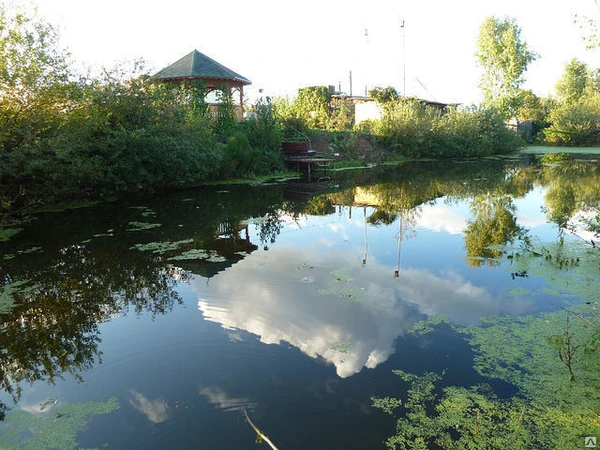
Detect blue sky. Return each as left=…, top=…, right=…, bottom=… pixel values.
left=35, top=0, right=599, bottom=104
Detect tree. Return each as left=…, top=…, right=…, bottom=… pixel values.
left=575, top=0, right=600, bottom=49
left=369, top=86, right=400, bottom=104
left=475, top=16, right=538, bottom=118
left=515, top=89, right=549, bottom=122
left=555, top=58, right=590, bottom=105
left=0, top=3, right=75, bottom=151
left=293, top=86, right=331, bottom=129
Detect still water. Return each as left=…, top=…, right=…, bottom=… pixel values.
left=1, top=151, right=599, bottom=449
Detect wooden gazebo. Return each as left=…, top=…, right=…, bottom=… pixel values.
left=153, top=49, right=251, bottom=121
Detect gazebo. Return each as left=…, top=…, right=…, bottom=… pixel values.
left=153, top=49, right=251, bottom=121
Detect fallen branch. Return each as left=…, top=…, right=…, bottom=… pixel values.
left=243, top=409, right=280, bottom=450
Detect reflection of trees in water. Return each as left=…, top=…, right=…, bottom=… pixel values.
left=464, top=193, right=523, bottom=267
left=538, top=155, right=600, bottom=238
left=257, top=210, right=284, bottom=250
left=0, top=243, right=187, bottom=416
left=366, top=209, right=397, bottom=226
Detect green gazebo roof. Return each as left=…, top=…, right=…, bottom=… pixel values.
left=153, top=49, right=251, bottom=85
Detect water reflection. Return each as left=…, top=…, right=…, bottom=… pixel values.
left=128, top=390, right=170, bottom=423
left=464, top=193, right=523, bottom=267
left=1, top=152, right=600, bottom=445
left=199, top=385, right=256, bottom=413
left=193, top=242, right=531, bottom=378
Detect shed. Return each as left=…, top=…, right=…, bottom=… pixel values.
left=153, top=49, right=251, bottom=121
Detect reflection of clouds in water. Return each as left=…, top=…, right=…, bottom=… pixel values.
left=128, top=390, right=169, bottom=423
left=414, top=204, right=467, bottom=234
left=192, top=246, right=532, bottom=378
left=198, top=385, right=256, bottom=413
left=565, top=210, right=598, bottom=242
left=19, top=397, right=58, bottom=414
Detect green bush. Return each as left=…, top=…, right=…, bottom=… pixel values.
left=369, top=100, right=522, bottom=158
left=544, top=94, right=600, bottom=146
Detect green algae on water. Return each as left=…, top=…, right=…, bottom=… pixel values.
left=0, top=280, right=39, bottom=314
left=330, top=268, right=353, bottom=282
left=0, top=228, right=22, bottom=242
left=130, top=239, right=194, bottom=254
left=330, top=342, right=352, bottom=353
left=339, top=286, right=365, bottom=302
left=0, top=397, right=119, bottom=450
left=168, top=249, right=228, bottom=263
left=126, top=221, right=162, bottom=231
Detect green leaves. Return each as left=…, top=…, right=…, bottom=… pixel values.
left=476, top=16, right=538, bottom=119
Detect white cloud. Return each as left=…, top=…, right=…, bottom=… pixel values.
left=128, top=390, right=169, bottom=423
left=190, top=245, right=531, bottom=378
left=414, top=204, right=467, bottom=234
left=198, top=385, right=256, bottom=413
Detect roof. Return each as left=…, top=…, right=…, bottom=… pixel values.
left=153, top=49, right=251, bottom=85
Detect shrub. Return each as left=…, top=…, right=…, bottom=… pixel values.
left=369, top=100, right=522, bottom=158
left=544, top=94, right=600, bottom=146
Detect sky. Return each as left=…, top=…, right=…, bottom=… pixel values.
left=31, top=0, right=600, bottom=105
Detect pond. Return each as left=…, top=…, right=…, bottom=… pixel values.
left=1, top=150, right=599, bottom=449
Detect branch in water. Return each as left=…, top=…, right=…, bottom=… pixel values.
left=243, top=409, right=280, bottom=450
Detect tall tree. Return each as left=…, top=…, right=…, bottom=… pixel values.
left=475, top=16, right=538, bottom=118
left=555, top=58, right=590, bottom=104
left=0, top=3, right=74, bottom=151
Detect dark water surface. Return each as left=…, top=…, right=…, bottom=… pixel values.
left=1, top=152, right=598, bottom=449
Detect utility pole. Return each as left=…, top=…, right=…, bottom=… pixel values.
left=400, top=19, right=406, bottom=97
left=364, top=28, right=369, bottom=96
left=349, top=70, right=353, bottom=97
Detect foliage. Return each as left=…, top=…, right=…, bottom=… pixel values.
left=213, top=87, right=238, bottom=140
left=294, top=86, right=331, bottom=129
left=514, top=89, right=550, bottom=123
left=544, top=92, right=600, bottom=145
left=464, top=193, right=523, bottom=267
left=0, top=2, right=75, bottom=152
left=555, top=58, right=591, bottom=105
left=0, top=5, right=288, bottom=222
left=369, top=99, right=522, bottom=158
left=242, top=96, right=282, bottom=152
left=328, top=96, right=354, bottom=131
left=542, top=59, right=600, bottom=146
left=475, top=16, right=538, bottom=118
